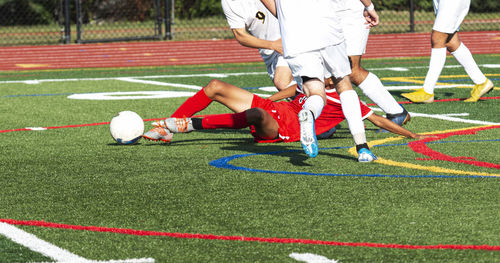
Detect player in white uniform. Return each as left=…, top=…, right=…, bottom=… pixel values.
left=401, top=0, right=494, bottom=103
left=337, top=0, right=410, bottom=128
left=221, top=0, right=293, bottom=91
left=261, top=0, right=379, bottom=162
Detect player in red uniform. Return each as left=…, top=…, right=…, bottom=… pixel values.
left=143, top=79, right=429, bottom=147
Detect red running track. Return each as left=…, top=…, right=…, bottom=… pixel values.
left=0, top=31, right=499, bottom=71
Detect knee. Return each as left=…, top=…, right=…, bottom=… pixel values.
left=273, top=78, right=288, bottom=91
left=204, top=79, right=224, bottom=98
left=349, top=67, right=369, bottom=85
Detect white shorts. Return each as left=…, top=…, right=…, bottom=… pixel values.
left=261, top=52, right=289, bottom=81
left=286, top=43, right=351, bottom=90
left=433, top=0, right=470, bottom=34
left=337, top=7, right=370, bottom=56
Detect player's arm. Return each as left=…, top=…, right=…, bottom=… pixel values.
left=231, top=28, right=283, bottom=55
left=366, top=113, right=431, bottom=139
left=359, top=0, right=379, bottom=27
left=267, top=84, right=297, bottom=101
left=260, top=0, right=277, bottom=17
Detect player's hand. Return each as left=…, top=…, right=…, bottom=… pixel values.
left=414, top=134, right=439, bottom=140
left=271, top=39, right=283, bottom=55
left=363, top=9, right=379, bottom=28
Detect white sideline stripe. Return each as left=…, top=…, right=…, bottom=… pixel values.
left=290, top=253, right=339, bottom=263
left=68, top=91, right=197, bottom=100
left=115, top=78, right=273, bottom=98
left=384, top=84, right=473, bottom=91
left=408, top=112, right=500, bottom=125
left=481, top=64, right=500, bottom=68
left=0, top=64, right=497, bottom=85
left=26, top=127, right=48, bottom=131
left=371, top=108, right=500, bottom=125
left=32, top=260, right=155, bottom=263
left=0, top=222, right=88, bottom=262
left=369, top=64, right=463, bottom=71
left=0, top=222, right=155, bottom=263
left=0, top=72, right=267, bottom=84
left=116, top=77, right=202, bottom=90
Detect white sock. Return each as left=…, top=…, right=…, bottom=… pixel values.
left=451, top=43, right=487, bottom=85
left=339, top=90, right=366, bottom=145
left=358, top=72, right=403, bottom=115
left=423, top=48, right=447, bottom=94
left=303, top=95, right=324, bottom=120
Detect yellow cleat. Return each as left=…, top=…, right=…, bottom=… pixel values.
left=464, top=78, right=494, bottom=102
left=401, top=88, right=434, bottom=103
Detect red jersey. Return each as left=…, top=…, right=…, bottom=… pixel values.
left=250, top=90, right=373, bottom=143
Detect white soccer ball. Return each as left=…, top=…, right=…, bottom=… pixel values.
left=109, top=111, right=144, bottom=145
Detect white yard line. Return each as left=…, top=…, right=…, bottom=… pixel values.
left=0, top=72, right=267, bottom=84
left=290, top=253, right=339, bottom=263
left=116, top=77, right=271, bottom=97
left=0, top=222, right=155, bottom=263
left=371, top=108, right=500, bottom=125
left=0, top=64, right=497, bottom=85
left=116, top=77, right=202, bottom=90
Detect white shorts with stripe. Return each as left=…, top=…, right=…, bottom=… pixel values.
left=433, top=0, right=470, bottom=34
left=337, top=2, right=370, bottom=56
left=261, top=52, right=289, bottom=81
left=285, top=42, right=351, bottom=91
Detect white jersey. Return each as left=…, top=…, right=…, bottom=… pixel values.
left=221, top=0, right=281, bottom=56
left=276, top=0, right=344, bottom=57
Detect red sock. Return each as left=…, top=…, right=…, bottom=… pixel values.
left=201, top=112, right=249, bottom=129
left=170, top=88, right=212, bottom=118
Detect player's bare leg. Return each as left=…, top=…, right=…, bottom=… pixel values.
left=443, top=33, right=494, bottom=102
left=349, top=55, right=409, bottom=127
left=203, top=79, right=255, bottom=113
left=348, top=55, right=369, bottom=85
left=273, top=66, right=294, bottom=91
left=147, top=79, right=256, bottom=141
left=401, top=30, right=453, bottom=103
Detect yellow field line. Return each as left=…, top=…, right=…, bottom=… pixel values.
left=348, top=126, right=500, bottom=177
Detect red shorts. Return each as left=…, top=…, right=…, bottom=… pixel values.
left=249, top=93, right=373, bottom=143
left=250, top=95, right=301, bottom=143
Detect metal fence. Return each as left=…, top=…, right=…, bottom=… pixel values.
left=0, top=0, right=499, bottom=46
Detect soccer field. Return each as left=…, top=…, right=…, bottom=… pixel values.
left=0, top=54, right=499, bottom=262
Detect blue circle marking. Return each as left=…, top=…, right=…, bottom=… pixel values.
left=209, top=140, right=500, bottom=179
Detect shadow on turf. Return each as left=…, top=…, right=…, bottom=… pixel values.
left=137, top=129, right=359, bottom=165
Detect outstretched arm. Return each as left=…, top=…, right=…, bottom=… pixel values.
left=267, top=84, right=297, bottom=101
left=366, top=113, right=431, bottom=139
left=260, top=0, right=277, bottom=17
left=231, top=28, right=283, bottom=55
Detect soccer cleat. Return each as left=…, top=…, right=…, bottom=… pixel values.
left=378, top=106, right=412, bottom=133
left=386, top=107, right=411, bottom=126
left=401, top=88, right=434, bottom=103
left=142, top=127, right=173, bottom=142
left=298, top=109, right=319, bottom=158
left=153, top=117, right=194, bottom=133
left=317, top=126, right=337, bottom=140
left=357, top=148, right=377, bottom=163
left=464, top=78, right=494, bottom=102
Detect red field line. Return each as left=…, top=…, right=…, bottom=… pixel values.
left=2, top=219, right=499, bottom=251
left=1, top=97, right=498, bottom=134
left=0, top=31, right=499, bottom=71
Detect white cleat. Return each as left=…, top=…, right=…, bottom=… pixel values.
left=298, top=109, right=318, bottom=158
